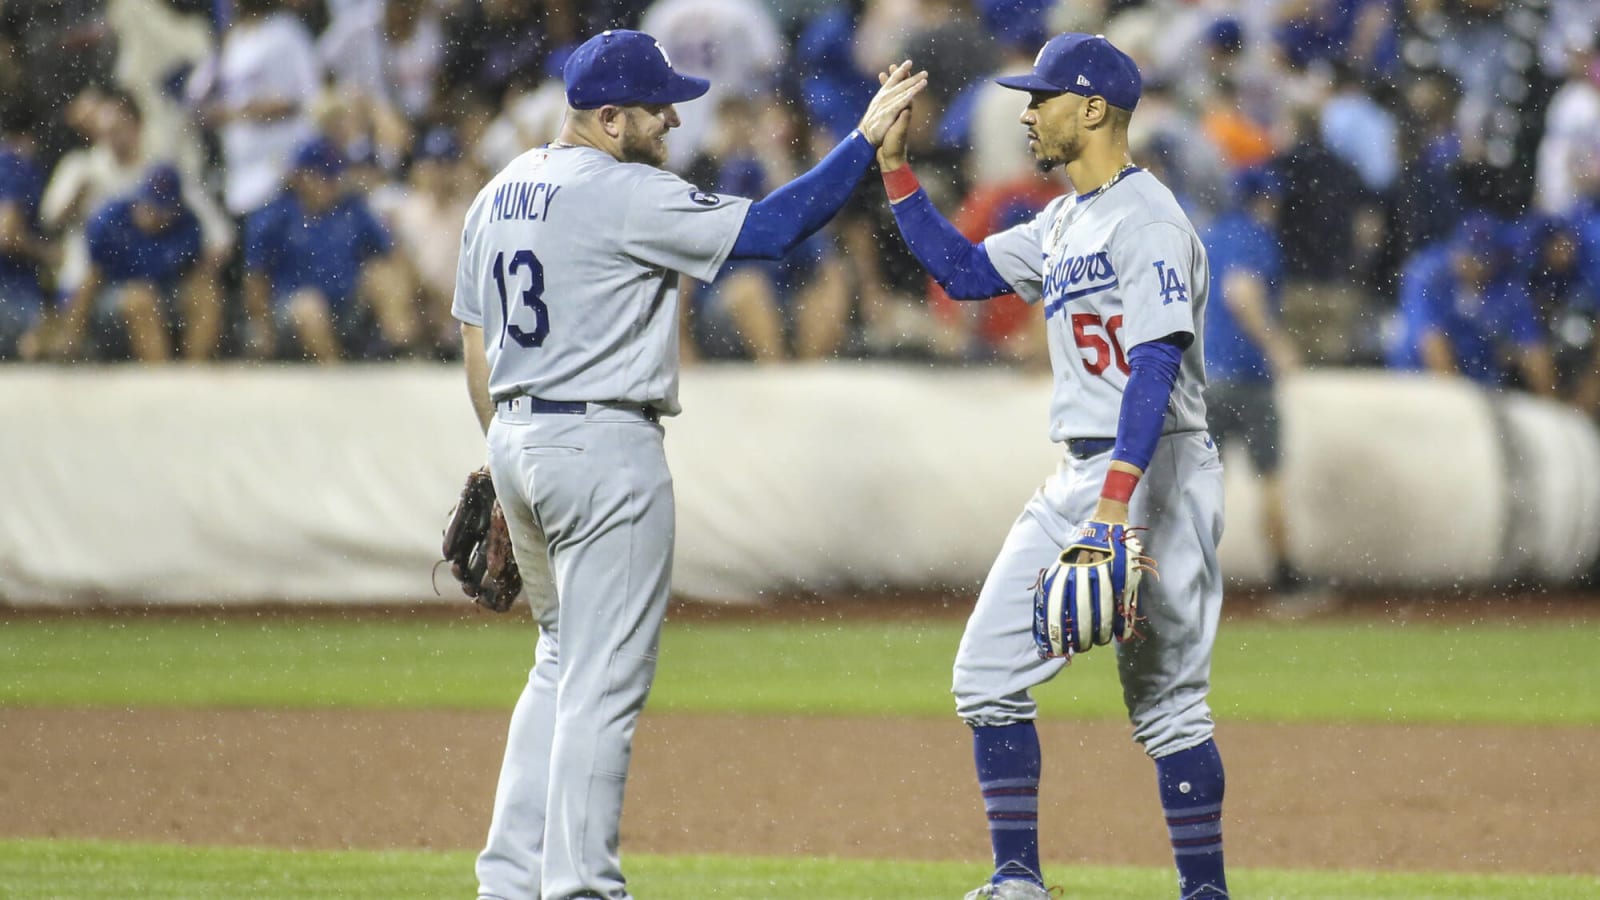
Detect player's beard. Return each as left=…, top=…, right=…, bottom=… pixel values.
left=619, top=120, right=669, bottom=167
left=1032, top=123, right=1082, bottom=173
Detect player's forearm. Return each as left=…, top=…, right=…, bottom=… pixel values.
left=461, top=324, right=493, bottom=434
left=727, top=130, right=875, bottom=260
left=1091, top=460, right=1142, bottom=524
left=882, top=170, right=1010, bottom=299
left=1096, top=338, right=1184, bottom=521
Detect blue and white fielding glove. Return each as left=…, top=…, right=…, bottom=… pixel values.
left=1032, top=521, right=1153, bottom=660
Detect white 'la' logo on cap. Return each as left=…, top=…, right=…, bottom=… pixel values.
left=655, top=40, right=672, bottom=67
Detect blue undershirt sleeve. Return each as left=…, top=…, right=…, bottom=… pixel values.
left=729, top=130, right=876, bottom=260
left=1111, top=336, right=1187, bottom=471
left=888, top=187, right=1012, bottom=299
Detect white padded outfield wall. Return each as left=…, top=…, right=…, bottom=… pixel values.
left=0, top=364, right=1596, bottom=606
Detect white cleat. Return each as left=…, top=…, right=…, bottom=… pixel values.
left=963, top=880, right=1057, bottom=900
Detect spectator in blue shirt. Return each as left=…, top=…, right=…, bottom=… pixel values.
left=51, top=164, right=219, bottom=362
left=1387, top=213, right=1557, bottom=395
left=0, top=100, right=51, bottom=360
left=1202, top=166, right=1307, bottom=594
left=243, top=135, right=416, bottom=362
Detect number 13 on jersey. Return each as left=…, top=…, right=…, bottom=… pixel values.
left=491, top=249, right=549, bottom=348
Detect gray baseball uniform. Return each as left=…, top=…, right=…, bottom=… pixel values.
left=453, top=142, right=749, bottom=900
left=956, top=167, right=1224, bottom=758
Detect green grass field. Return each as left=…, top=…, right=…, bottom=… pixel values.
left=2, top=839, right=1597, bottom=900
left=3, top=612, right=1600, bottom=898
left=3, top=615, right=1597, bottom=723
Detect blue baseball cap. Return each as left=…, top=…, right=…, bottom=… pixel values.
left=292, top=136, right=344, bottom=175
left=1209, top=18, right=1244, bottom=53
left=563, top=29, right=710, bottom=110
left=137, top=163, right=183, bottom=211
left=995, top=33, right=1143, bottom=110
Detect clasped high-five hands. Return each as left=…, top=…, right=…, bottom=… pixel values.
left=856, top=60, right=928, bottom=149
left=872, top=64, right=921, bottom=171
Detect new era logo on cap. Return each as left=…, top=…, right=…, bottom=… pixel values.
left=996, top=32, right=1142, bottom=110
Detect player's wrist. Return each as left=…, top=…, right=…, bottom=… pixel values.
left=1100, top=468, right=1139, bottom=506
left=881, top=164, right=920, bottom=204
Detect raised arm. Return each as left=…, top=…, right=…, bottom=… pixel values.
left=873, top=84, right=1012, bottom=300
left=728, top=61, right=928, bottom=260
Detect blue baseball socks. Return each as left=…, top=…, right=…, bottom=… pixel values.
left=972, top=721, right=1043, bottom=885
left=1155, top=738, right=1228, bottom=898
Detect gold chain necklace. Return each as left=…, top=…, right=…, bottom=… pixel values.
left=1081, top=162, right=1138, bottom=200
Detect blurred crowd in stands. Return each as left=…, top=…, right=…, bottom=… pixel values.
left=1, top=0, right=1599, bottom=412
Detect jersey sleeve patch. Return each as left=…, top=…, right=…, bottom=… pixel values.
left=1115, top=221, right=1201, bottom=349
left=622, top=170, right=751, bottom=282
left=1150, top=259, right=1191, bottom=306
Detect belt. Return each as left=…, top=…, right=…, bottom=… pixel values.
left=495, top=395, right=660, bottom=423
left=497, top=395, right=586, bottom=415
left=1066, top=437, right=1116, bottom=460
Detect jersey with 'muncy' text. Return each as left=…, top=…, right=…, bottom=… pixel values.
left=452, top=143, right=751, bottom=415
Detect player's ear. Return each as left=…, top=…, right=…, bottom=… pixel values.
left=597, top=105, right=628, bottom=138
left=1082, top=96, right=1108, bottom=127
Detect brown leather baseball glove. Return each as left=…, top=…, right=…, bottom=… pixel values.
left=441, top=468, right=522, bottom=612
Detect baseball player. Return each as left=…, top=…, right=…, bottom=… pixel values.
left=875, top=34, right=1229, bottom=900
left=452, top=29, right=926, bottom=900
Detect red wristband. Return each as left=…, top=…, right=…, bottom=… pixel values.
left=881, top=165, right=921, bottom=203
left=1101, top=469, right=1139, bottom=504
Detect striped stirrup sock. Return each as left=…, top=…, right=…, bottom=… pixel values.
left=1156, top=738, right=1228, bottom=898
left=973, top=722, right=1043, bottom=886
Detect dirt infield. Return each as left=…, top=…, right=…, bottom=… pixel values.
left=3, top=708, right=1597, bottom=876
